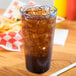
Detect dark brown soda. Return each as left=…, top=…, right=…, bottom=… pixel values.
left=26, top=50, right=52, bottom=73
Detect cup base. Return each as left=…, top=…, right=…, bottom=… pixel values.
left=26, top=66, right=50, bottom=74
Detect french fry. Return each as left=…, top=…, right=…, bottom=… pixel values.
left=0, top=16, right=21, bottom=33
left=0, top=15, right=16, bottom=23
left=9, top=21, right=21, bottom=27
left=7, top=26, right=21, bottom=32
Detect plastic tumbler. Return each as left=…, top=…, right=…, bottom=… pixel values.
left=20, top=5, right=57, bottom=74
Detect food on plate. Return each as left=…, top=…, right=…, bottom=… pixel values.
left=0, top=15, right=21, bottom=33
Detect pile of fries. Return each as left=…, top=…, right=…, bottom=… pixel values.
left=0, top=16, right=21, bottom=33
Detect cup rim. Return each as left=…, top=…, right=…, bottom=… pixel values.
left=20, top=4, right=57, bottom=17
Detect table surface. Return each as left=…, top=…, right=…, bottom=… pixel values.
left=0, top=9, right=76, bottom=76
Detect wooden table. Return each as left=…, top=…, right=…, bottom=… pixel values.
left=0, top=9, right=76, bottom=76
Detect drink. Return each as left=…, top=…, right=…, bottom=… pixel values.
left=20, top=5, right=57, bottom=74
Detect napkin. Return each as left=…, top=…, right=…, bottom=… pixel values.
left=54, top=29, right=69, bottom=45
left=3, top=0, right=25, bottom=18
left=0, top=31, right=23, bottom=51
left=1, top=0, right=67, bottom=51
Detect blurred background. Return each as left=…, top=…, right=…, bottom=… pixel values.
left=0, top=0, right=54, bottom=9
left=0, top=0, right=76, bottom=20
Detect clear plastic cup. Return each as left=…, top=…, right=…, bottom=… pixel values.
left=20, top=4, right=57, bottom=74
